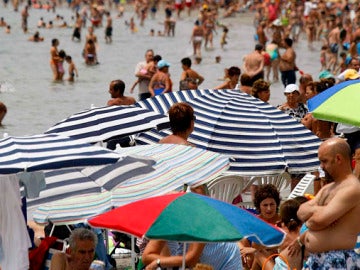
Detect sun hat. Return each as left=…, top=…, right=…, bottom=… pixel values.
left=272, top=18, right=282, bottom=27
left=318, top=70, right=334, bottom=79
left=157, top=60, right=170, bottom=69
left=284, top=84, right=299, bottom=94
left=344, top=69, right=360, bottom=80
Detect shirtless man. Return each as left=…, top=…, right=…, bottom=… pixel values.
left=104, top=11, right=112, bottom=43
left=51, top=228, right=97, bottom=270
left=72, top=12, right=82, bottom=41
left=179, top=57, right=204, bottom=90
left=21, top=5, right=29, bottom=33
left=327, top=22, right=342, bottom=73
left=256, top=21, right=267, bottom=47
left=279, top=38, right=296, bottom=87
left=243, top=44, right=265, bottom=86
left=135, top=49, right=155, bottom=100
left=297, top=137, right=360, bottom=269
left=107, top=80, right=136, bottom=106
left=159, top=102, right=195, bottom=145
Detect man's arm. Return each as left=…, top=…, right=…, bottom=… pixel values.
left=302, top=184, right=360, bottom=231
left=143, top=241, right=204, bottom=269
left=297, top=188, right=323, bottom=222
left=252, top=57, right=264, bottom=76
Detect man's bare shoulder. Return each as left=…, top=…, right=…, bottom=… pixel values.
left=340, top=175, right=360, bottom=193
left=159, top=135, right=189, bottom=145
left=51, top=252, right=68, bottom=270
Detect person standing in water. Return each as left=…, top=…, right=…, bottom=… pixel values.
left=50, top=38, right=61, bottom=81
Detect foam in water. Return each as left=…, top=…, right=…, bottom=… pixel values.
left=0, top=81, right=16, bottom=93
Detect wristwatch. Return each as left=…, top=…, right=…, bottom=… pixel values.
left=156, top=258, right=161, bottom=268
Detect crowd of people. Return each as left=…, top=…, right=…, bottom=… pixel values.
left=2, top=0, right=360, bottom=268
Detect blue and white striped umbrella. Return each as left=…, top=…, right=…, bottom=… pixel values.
left=0, top=133, right=121, bottom=174
left=135, top=90, right=321, bottom=176
left=45, top=105, right=169, bottom=144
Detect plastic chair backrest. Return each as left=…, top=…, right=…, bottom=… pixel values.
left=288, top=174, right=315, bottom=199
left=207, top=175, right=246, bottom=204
left=253, top=172, right=291, bottom=192
left=44, top=239, right=67, bottom=270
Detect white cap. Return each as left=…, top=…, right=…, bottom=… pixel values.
left=284, top=84, right=299, bottom=94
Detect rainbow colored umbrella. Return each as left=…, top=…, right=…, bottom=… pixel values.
left=308, top=79, right=360, bottom=127
left=89, top=192, right=285, bottom=247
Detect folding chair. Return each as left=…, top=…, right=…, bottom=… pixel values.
left=288, top=173, right=316, bottom=199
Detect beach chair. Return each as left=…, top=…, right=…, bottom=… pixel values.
left=288, top=173, right=316, bottom=199
left=207, top=175, right=249, bottom=205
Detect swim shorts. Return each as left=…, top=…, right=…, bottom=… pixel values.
left=305, top=250, right=360, bottom=270
left=330, top=43, right=339, bottom=54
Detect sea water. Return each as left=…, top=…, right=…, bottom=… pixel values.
left=0, top=4, right=321, bottom=137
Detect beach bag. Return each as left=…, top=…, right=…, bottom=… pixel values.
left=179, top=71, right=190, bottom=90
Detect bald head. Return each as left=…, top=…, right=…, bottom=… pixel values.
left=318, top=137, right=353, bottom=182
left=320, top=137, right=352, bottom=162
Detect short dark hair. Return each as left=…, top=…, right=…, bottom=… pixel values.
left=284, top=38, right=293, bottom=47
left=228, top=66, right=241, bottom=77
left=168, top=102, right=194, bottom=134
left=58, top=50, right=66, bottom=58
left=51, top=38, right=58, bottom=46
left=111, top=80, right=125, bottom=95
left=255, top=44, right=264, bottom=51
left=153, top=55, right=162, bottom=62
left=240, top=73, right=252, bottom=87
left=181, top=57, right=192, bottom=67
left=254, top=184, right=281, bottom=213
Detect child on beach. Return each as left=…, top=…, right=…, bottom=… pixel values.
left=130, top=55, right=161, bottom=93
left=334, top=52, right=348, bottom=75
left=0, top=101, right=7, bottom=126
left=320, top=45, right=328, bottom=71
left=65, top=55, right=78, bottom=82
left=220, top=26, right=229, bottom=49
left=57, top=50, right=66, bottom=80
left=130, top=17, right=137, bottom=33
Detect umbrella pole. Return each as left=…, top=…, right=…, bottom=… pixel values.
left=105, top=229, right=109, bottom=253
left=131, top=235, right=136, bottom=270
left=182, top=243, right=187, bottom=270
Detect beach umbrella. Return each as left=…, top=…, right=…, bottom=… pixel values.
left=308, top=79, right=360, bottom=127
left=0, top=133, right=121, bottom=174
left=111, top=144, right=230, bottom=204
left=45, top=105, right=170, bottom=144
left=25, top=156, right=156, bottom=213
left=89, top=192, right=285, bottom=246
left=136, top=90, right=321, bottom=176
left=32, top=144, right=230, bottom=225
